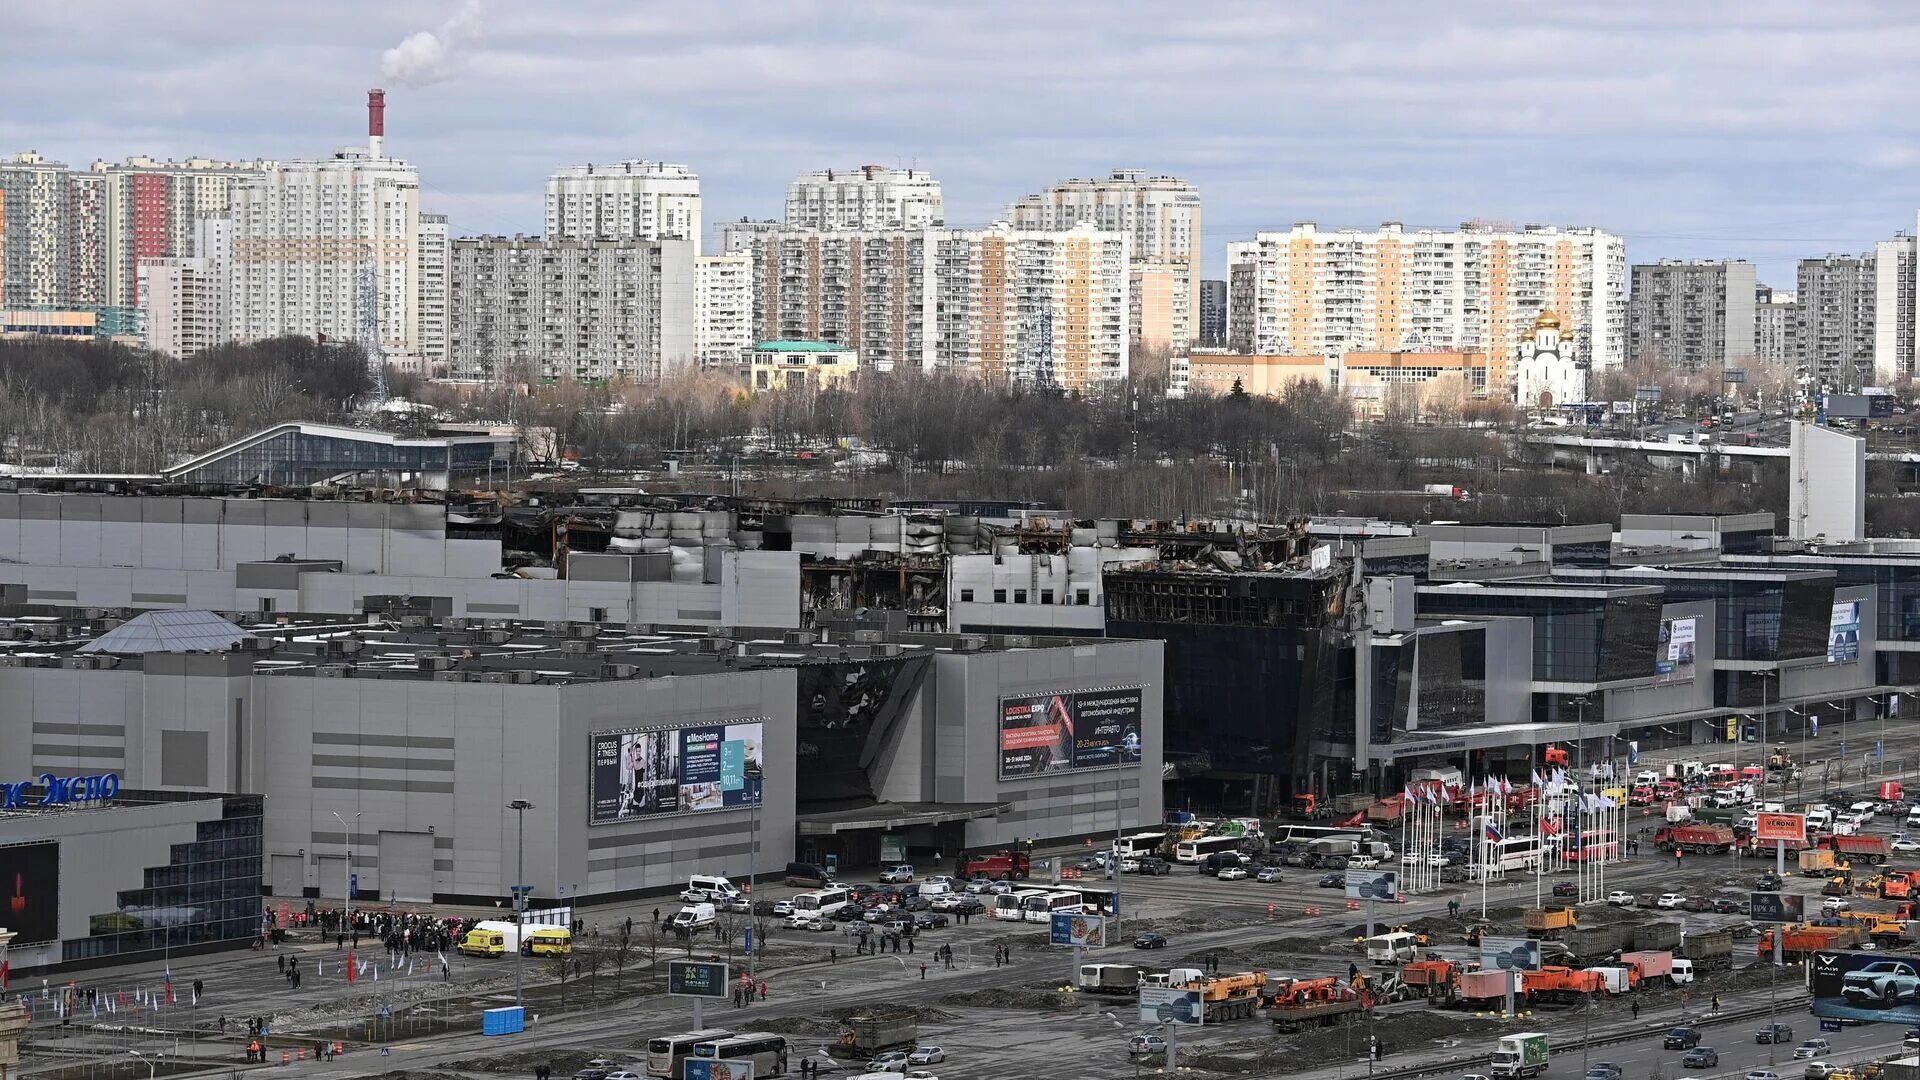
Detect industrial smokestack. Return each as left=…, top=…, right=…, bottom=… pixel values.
left=367, top=89, right=386, bottom=158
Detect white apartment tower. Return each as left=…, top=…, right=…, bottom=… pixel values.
left=227, top=91, right=423, bottom=357
left=0, top=152, right=76, bottom=308
left=545, top=161, right=701, bottom=251
left=785, top=166, right=943, bottom=230
left=138, top=217, right=231, bottom=358
left=1227, top=221, right=1628, bottom=393
left=416, top=212, right=450, bottom=372
left=1008, top=169, right=1202, bottom=352
left=695, top=254, right=753, bottom=370
left=91, top=155, right=266, bottom=308
left=1876, top=224, right=1918, bottom=381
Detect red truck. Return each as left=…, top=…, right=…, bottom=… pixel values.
left=1820, top=834, right=1890, bottom=865
left=962, top=850, right=1031, bottom=880
left=1654, top=825, right=1735, bottom=854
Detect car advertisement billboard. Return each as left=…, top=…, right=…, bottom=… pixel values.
left=1754, top=813, right=1807, bottom=844
left=1655, top=617, right=1697, bottom=682
left=1, top=840, right=59, bottom=945
left=589, top=721, right=764, bottom=824
left=1751, top=893, right=1804, bottom=924
left=1345, top=870, right=1399, bottom=902
left=1480, top=936, right=1543, bottom=972
left=997, top=687, right=1143, bottom=779
left=1139, top=987, right=1205, bottom=1026
left=1829, top=601, right=1862, bottom=663
left=1050, top=912, right=1107, bottom=948
left=666, top=960, right=731, bottom=999
left=1811, top=951, right=1920, bottom=1022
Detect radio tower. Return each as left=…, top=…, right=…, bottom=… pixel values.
left=359, top=247, right=387, bottom=403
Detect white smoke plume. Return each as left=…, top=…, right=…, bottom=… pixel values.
left=380, top=0, right=486, bottom=87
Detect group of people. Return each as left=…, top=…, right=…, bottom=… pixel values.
left=730, top=978, right=770, bottom=1007
left=311, top=906, right=466, bottom=958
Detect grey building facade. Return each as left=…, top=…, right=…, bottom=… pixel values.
left=1754, top=284, right=1797, bottom=370
left=1798, top=253, right=1877, bottom=387
left=1199, top=278, right=1227, bottom=349
left=1627, top=259, right=1756, bottom=375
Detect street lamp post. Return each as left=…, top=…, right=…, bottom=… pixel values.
left=507, top=799, right=535, bottom=1009
left=746, top=764, right=764, bottom=987
left=329, top=810, right=361, bottom=951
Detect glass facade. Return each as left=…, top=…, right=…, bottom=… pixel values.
left=1415, top=627, right=1487, bottom=730
left=171, top=429, right=504, bottom=486
left=1418, top=588, right=1662, bottom=684
left=1592, top=569, right=1833, bottom=662
left=65, top=795, right=263, bottom=962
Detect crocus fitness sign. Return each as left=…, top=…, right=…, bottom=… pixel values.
left=1, top=772, right=121, bottom=808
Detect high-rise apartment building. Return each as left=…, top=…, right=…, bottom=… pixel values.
left=1796, top=253, right=1877, bottom=388
left=1226, top=221, right=1628, bottom=394
left=544, top=161, right=700, bottom=251
left=694, top=254, right=753, bottom=370
left=735, top=223, right=1130, bottom=389
left=139, top=217, right=231, bottom=359
left=1875, top=229, right=1917, bottom=381
left=1199, top=278, right=1227, bottom=349
left=227, top=92, right=422, bottom=358
left=446, top=236, right=695, bottom=382
left=66, top=173, right=107, bottom=308
left=1754, top=284, right=1797, bottom=369
left=91, top=156, right=265, bottom=308
left=416, top=212, right=449, bottom=372
left=1009, top=170, right=1202, bottom=352
left=1628, top=259, right=1756, bottom=374
left=784, top=166, right=943, bottom=230
left=0, top=152, right=77, bottom=308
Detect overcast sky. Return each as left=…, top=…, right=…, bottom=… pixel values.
left=8, top=1, right=1919, bottom=283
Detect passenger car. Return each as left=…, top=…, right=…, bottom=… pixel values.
left=1757, top=873, right=1785, bottom=890
left=1683, top=1048, right=1720, bottom=1069
left=1793, top=1039, right=1831, bottom=1060
left=1319, top=873, right=1346, bottom=888
left=1129, top=1033, right=1169, bottom=1055
left=1656, top=893, right=1688, bottom=909
left=908, top=1047, right=946, bottom=1065
left=1257, top=867, right=1284, bottom=883
left=1749, top=1071, right=1782, bottom=1080
left=1756, top=1024, right=1794, bottom=1044
left=879, top=864, right=915, bottom=884
left=1841, top=959, right=1920, bottom=1007
left=871, top=1050, right=912, bottom=1071
left=1607, top=890, right=1635, bottom=906
left=1134, top=932, right=1168, bottom=949
left=1715, top=898, right=1749, bottom=914
left=914, top=913, right=950, bottom=930
left=1552, top=882, right=1579, bottom=898
left=1664, top=1028, right=1701, bottom=1050
left=1217, top=866, right=1249, bottom=880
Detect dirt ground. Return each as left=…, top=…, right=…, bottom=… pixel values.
left=1179, top=1008, right=1510, bottom=1075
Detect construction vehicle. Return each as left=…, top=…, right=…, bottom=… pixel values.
left=1399, top=959, right=1460, bottom=1004
left=1620, top=950, right=1676, bottom=986
left=1677, top=929, right=1734, bottom=972
left=1755, top=924, right=1863, bottom=961
left=1077, top=963, right=1143, bottom=994
left=1800, top=849, right=1840, bottom=876
left=1170, top=969, right=1267, bottom=1022
left=1349, top=970, right=1407, bottom=1004
left=1459, top=970, right=1520, bottom=1009
left=1521, top=966, right=1603, bottom=1003
left=1824, top=873, right=1855, bottom=896
left=837, top=1009, right=920, bottom=1059
left=1491, top=1033, right=1552, bottom=1079
left=1823, top=835, right=1891, bottom=865
left=1544, top=747, right=1569, bottom=768
left=1769, top=745, right=1796, bottom=770
left=962, top=850, right=1030, bottom=880
left=1263, top=976, right=1365, bottom=1031
left=1654, top=824, right=1736, bottom=854
left=1565, top=924, right=1629, bottom=965
left=1292, top=793, right=1334, bottom=820
left=1630, top=922, right=1682, bottom=953
left=1523, top=906, right=1578, bottom=939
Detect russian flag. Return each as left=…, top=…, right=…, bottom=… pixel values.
left=1484, top=821, right=1503, bottom=843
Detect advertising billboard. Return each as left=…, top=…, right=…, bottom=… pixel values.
left=1, top=840, right=59, bottom=945
left=685, top=1061, right=755, bottom=1080
left=666, top=960, right=731, bottom=999
left=1755, top=813, right=1807, bottom=844
left=1811, top=951, right=1920, bottom=1022
left=590, top=721, right=764, bottom=824
left=998, top=687, right=1143, bottom=779
left=1829, top=602, right=1861, bottom=663
left=1139, top=987, right=1205, bottom=1026
left=1050, top=912, right=1108, bottom=948
left=1751, top=893, right=1805, bottom=924
left=1479, top=937, right=1543, bottom=972
left=1345, top=870, right=1399, bottom=902
left=1655, top=617, right=1697, bottom=682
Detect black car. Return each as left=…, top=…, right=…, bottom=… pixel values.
left=1664, top=1027, right=1701, bottom=1050
left=900, top=895, right=931, bottom=912
left=1757, top=872, right=1785, bottom=891
left=949, top=897, right=985, bottom=915
left=1756, top=1023, right=1794, bottom=1045
left=915, top=913, right=950, bottom=930
left=1552, top=882, right=1579, bottom=898
left=1135, top=858, right=1172, bottom=876
left=831, top=905, right=868, bottom=922
left=1133, top=932, right=1168, bottom=950
left=1681, top=1048, right=1718, bottom=1069
left=1319, top=873, right=1346, bottom=888
left=1588, top=1064, right=1624, bottom=1080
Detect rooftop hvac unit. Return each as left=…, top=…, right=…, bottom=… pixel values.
left=446, top=617, right=470, bottom=631
left=400, top=615, right=431, bottom=629
left=545, top=620, right=573, bottom=636
left=605, top=663, right=637, bottom=679
left=432, top=669, right=467, bottom=683
left=478, top=629, right=511, bottom=645
left=562, top=639, right=594, bottom=654
left=0, top=655, right=23, bottom=667
left=630, top=623, right=655, bottom=635
left=1001, top=635, right=1033, bottom=649
left=338, top=637, right=364, bottom=654
left=245, top=636, right=279, bottom=651
left=509, top=669, right=539, bottom=684
left=421, top=654, right=455, bottom=671
left=954, top=635, right=986, bottom=652
left=877, top=643, right=903, bottom=657
left=479, top=671, right=512, bottom=684
left=317, top=664, right=353, bottom=678
left=852, top=629, right=885, bottom=644
left=783, top=630, right=817, bottom=646
left=571, top=622, right=600, bottom=639
left=700, top=637, right=733, bottom=653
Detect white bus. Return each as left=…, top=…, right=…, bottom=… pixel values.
left=1175, top=835, right=1245, bottom=864
left=1065, top=886, right=1120, bottom=917
left=1478, top=835, right=1543, bottom=874
left=645, top=1028, right=735, bottom=1078
left=993, top=889, right=1046, bottom=920
left=1268, top=824, right=1375, bottom=846
left=1022, top=889, right=1084, bottom=923
left=1116, top=833, right=1166, bottom=858
left=789, top=887, right=852, bottom=918
left=693, top=1032, right=788, bottom=1077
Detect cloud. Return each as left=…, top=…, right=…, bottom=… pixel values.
left=381, top=0, right=486, bottom=87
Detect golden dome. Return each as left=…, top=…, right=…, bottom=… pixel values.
left=1533, top=310, right=1562, bottom=330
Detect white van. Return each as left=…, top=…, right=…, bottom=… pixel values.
left=1635, top=770, right=1662, bottom=787
left=1806, top=807, right=1835, bottom=831
left=1905, top=806, right=1920, bottom=829
left=681, top=875, right=742, bottom=903
left=1366, top=931, right=1418, bottom=965
left=669, top=903, right=716, bottom=933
